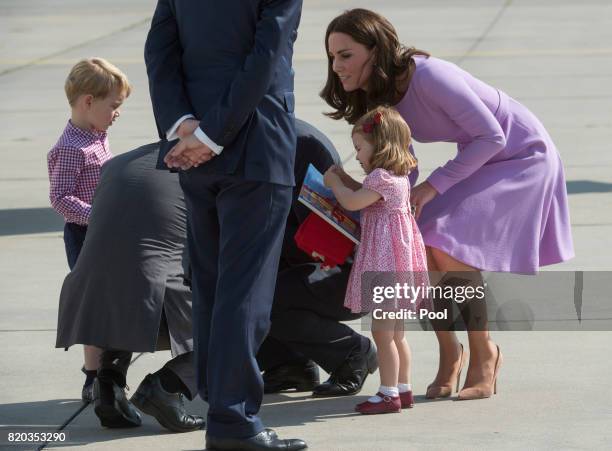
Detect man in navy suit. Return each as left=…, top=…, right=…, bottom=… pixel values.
left=144, top=1, right=306, bottom=450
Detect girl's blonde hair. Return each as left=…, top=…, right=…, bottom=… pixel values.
left=352, top=106, right=417, bottom=176
left=65, top=57, right=132, bottom=106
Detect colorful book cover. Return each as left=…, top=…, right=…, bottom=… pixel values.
left=298, top=164, right=361, bottom=244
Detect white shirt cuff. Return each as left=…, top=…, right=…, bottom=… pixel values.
left=166, top=114, right=195, bottom=141
left=194, top=127, right=224, bottom=155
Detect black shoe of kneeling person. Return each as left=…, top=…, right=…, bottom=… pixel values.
left=93, top=377, right=142, bottom=428
left=312, top=340, right=378, bottom=397
left=205, top=429, right=307, bottom=451
left=263, top=360, right=320, bottom=394
left=130, top=373, right=205, bottom=433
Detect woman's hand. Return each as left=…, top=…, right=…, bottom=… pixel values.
left=324, top=167, right=342, bottom=188
left=410, top=181, right=438, bottom=219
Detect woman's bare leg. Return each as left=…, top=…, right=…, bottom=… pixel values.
left=428, top=247, right=499, bottom=398
left=425, top=247, right=463, bottom=397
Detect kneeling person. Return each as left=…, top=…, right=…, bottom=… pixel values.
left=55, top=143, right=203, bottom=432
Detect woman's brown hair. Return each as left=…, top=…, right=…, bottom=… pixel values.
left=353, top=106, right=417, bottom=176
left=321, top=8, right=429, bottom=124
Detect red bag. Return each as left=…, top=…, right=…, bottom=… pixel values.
left=294, top=212, right=355, bottom=267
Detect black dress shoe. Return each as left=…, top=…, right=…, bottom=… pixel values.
left=130, top=373, right=205, bottom=433
left=263, top=361, right=320, bottom=394
left=82, top=381, right=94, bottom=403
left=81, top=367, right=96, bottom=403
left=205, top=429, right=307, bottom=450
left=312, top=340, right=378, bottom=397
left=93, top=377, right=142, bottom=428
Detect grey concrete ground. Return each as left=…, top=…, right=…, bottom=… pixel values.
left=1, top=0, right=612, bottom=449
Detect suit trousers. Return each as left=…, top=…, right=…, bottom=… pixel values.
left=180, top=172, right=292, bottom=439
left=257, top=264, right=369, bottom=374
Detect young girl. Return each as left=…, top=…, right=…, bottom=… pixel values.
left=324, top=106, right=428, bottom=414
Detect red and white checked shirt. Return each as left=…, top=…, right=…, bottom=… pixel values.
left=47, top=120, right=113, bottom=225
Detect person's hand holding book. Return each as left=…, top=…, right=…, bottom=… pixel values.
left=330, top=164, right=362, bottom=191
left=324, top=167, right=342, bottom=188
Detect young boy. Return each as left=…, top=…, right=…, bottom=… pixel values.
left=47, top=57, right=131, bottom=402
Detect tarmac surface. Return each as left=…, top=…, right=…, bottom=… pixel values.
left=1, top=1, right=611, bottom=449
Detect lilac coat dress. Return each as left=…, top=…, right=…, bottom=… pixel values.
left=396, top=56, right=574, bottom=274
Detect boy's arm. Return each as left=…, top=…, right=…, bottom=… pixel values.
left=48, top=148, right=91, bottom=225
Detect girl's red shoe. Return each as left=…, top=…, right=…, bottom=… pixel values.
left=355, top=392, right=401, bottom=414
left=399, top=390, right=414, bottom=408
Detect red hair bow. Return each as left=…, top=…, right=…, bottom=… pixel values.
left=362, top=111, right=383, bottom=134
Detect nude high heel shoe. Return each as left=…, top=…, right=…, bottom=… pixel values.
left=457, top=344, right=503, bottom=400
left=426, top=343, right=467, bottom=399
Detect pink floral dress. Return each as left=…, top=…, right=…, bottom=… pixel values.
left=344, top=168, right=429, bottom=313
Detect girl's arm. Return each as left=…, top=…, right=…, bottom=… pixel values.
left=332, top=185, right=381, bottom=211
left=324, top=168, right=381, bottom=211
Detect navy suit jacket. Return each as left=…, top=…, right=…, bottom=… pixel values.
left=279, top=119, right=341, bottom=269
left=145, top=0, right=302, bottom=186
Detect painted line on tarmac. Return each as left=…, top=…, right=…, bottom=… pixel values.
left=457, top=0, right=515, bottom=65
left=0, top=329, right=57, bottom=332
left=0, top=17, right=151, bottom=78
left=2, top=48, right=612, bottom=69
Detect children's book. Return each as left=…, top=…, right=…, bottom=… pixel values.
left=298, top=164, right=361, bottom=244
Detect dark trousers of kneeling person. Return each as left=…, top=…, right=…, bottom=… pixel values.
left=257, top=263, right=378, bottom=397
left=94, top=315, right=203, bottom=432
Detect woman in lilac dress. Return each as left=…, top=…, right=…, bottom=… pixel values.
left=321, top=9, right=574, bottom=400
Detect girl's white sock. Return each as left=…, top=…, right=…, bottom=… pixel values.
left=398, top=383, right=412, bottom=393
left=368, top=385, right=399, bottom=403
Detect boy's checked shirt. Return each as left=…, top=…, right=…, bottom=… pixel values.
left=47, top=120, right=113, bottom=226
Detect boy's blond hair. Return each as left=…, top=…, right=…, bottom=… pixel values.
left=352, top=106, right=417, bottom=176
left=64, top=58, right=132, bottom=106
